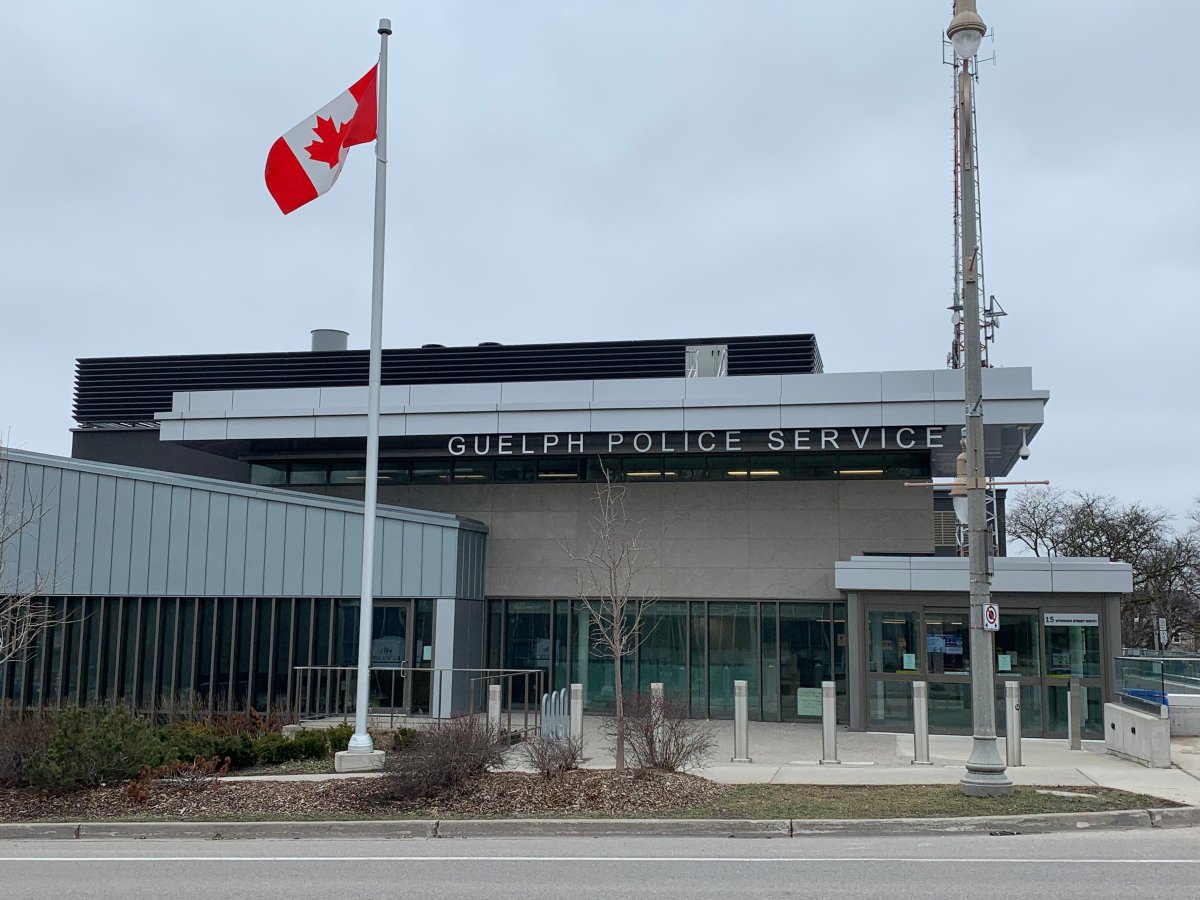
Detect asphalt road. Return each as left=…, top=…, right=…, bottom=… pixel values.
left=2, top=830, right=1198, bottom=899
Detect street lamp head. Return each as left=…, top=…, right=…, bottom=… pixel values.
left=949, top=436, right=969, bottom=525
left=947, top=0, right=987, bottom=60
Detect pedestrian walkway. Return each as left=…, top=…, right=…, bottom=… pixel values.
left=566, top=717, right=1200, bottom=806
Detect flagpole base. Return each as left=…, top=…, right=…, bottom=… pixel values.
left=334, top=749, right=385, bottom=773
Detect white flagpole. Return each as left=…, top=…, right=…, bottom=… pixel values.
left=348, top=17, right=391, bottom=755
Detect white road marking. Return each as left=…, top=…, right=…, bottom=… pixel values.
left=0, top=856, right=1198, bottom=864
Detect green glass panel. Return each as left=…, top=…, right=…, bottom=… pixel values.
left=927, top=680, right=973, bottom=730
left=994, top=613, right=1040, bottom=677
left=638, top=602, right=688, bottom=705
left=707, top=603, right=759, bottom=719
left=925, top=610, right=971, bottom=676
left=760, top=603, right=779, bottom=720
left=690, top=603, right=707, bottom=717
left=868, top=610, right=920, bottom=674
left=780, top=603, right=832, bottom=720
left=868, top=679, right=913, bottom=727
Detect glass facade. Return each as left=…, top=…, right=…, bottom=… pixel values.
left=0, top=596, right=421, bottom=716
left=485, top=598, right=848, bottom=721
left=864, top=602, right=1107, bottom=737
left=251, top=452, right=932, bottom=487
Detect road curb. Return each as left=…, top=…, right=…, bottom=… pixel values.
left=434, top=819, right=791, bottom=839
left=0, top=807, right=1194, bottom=841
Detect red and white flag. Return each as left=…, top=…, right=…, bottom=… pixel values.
left=265, top=66, right=378, bottom=215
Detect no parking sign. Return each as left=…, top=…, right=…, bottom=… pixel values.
left=983, top=602, right=1000, bottom=631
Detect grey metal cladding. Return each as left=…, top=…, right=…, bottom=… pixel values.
left=0, top=450, right=487, bottom=599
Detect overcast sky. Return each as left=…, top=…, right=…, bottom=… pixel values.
left=2, top=2, right=1197, bottom=524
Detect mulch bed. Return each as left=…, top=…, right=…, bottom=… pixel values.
left=0, top=770, right=730, bottom=823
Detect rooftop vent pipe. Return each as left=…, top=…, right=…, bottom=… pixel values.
left=311, top=329, right=349, bottom=352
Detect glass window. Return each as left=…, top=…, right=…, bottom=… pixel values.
left=833, top=603, right=848, bottom=723
left=413, top=599, right=435, bottom=715
left=194, top=598, right=214, bottom=700
left=537, top=458, right=583, bottom=481
left=214, top=598, right=239, bottom=699
left=707, top=603, right=759, bottom=719
left=620, top=456, right=662, bottom=481
left=158, top=600, right=177, bottom=702
left=496, top=458, right=537, bottom=483
left=505, top=600, right=551, bottom=680
left=711, top=456, right=750, bottom=481
left=453, top=460, right=494, bottom=483
left=994, top=612, right=1040, bottom=677
left=927, top=681, right=973, bottom=730
left=750, top=456, right=792, bottom=480
left=1045, top=622, right=1101, bottom=678
left=869, top=680, right=913, bottom=727
left=235, top=599, right=253, bottom=707
left=379, top=460, right=411, bottom=484
left=176, top=599, right=195, bottom=698
left=271, top=600, right=292, bottom=709
left=665, top=455, right=706, bottom=482
left=994, top=681, right=1043, bottom=735
left=577, top=603, right=614, bottom=711
left=760, top=603, right=779, bottom=720
left=793, top=453, right=838, bottom=479
left=488, top=601, right=503, bottom=670
left=288, top=462, right=328, bottom=485
left=1048, top=683, right=1104, bottom=735
left=329, top=462, right=366, bottom=485
left=410, top=461, right=451, bottom=484
left=780, top=603, right=833, bottom=720
left=925, top=611, right=971, bottom=675
left=250, top=463, right=287, bottom=485
left=553, top=600, right=570, bottom=692
left=868, top=610, right=920, bottom=674
left=639, top=602, right=689, bottom=704
left=836, top=454, right=886, bottom=478
left=690, top=602, right=707, bottom=716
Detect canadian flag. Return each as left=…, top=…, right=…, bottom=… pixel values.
left=265, top=66, right=378, bottom=215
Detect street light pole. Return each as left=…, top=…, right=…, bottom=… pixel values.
left=948, top=0, right=1013, bottom=797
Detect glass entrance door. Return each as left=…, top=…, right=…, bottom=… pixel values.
left=370, top=603, right=409, bottom=712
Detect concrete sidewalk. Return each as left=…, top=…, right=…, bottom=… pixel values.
left=557, top=718, right=1200, bottom=806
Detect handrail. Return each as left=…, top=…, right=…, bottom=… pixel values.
left=291, top=665, right=544, bottom=733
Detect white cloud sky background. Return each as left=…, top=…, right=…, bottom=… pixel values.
left=2, top=1, right=1197, bottom=523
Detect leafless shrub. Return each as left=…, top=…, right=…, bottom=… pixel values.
left=0, top=704, right=56, bottom=784
left=617, top=692, right=715, bottom=773
left=518, top=733, right=585, bottom=779
left=381, top=717, right=509, bottom=801
left=160, top=755, right=230, bottom=792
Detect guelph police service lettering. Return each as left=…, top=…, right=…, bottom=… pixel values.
left=447, top=428, right=943, bottom=456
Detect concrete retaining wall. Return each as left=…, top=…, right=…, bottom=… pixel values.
left=1105, top=702, right=1171, bottom=768
left=1167, top=694, right=1200, bottom=737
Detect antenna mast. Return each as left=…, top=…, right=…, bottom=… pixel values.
left=945, top=17, right=1004, bottom=369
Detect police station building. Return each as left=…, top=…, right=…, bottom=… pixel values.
left=0, top=333, right=1131, bottom=737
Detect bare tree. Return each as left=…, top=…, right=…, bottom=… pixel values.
left=0, top=445, right=57, bottom=666
left=1008, top=487, right=1200, bottom=648
left=563, top=462, right=658, bottom=772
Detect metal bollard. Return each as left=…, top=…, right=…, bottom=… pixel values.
left=912, top=681, right=931, bottom=765
left=487, top=683, right=501, bottom=732
left=820, top=680, right=840, bottom=765
left=732, top=680, right=751, bottom=763
left=1005, top=681, right=1022, bottom=766
left=569, top=683, right=583, bottom=746
left=1068, top=678, right=1082, bottom=751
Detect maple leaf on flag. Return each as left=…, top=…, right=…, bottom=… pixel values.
left=305, top=116, right=350, bottom=168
